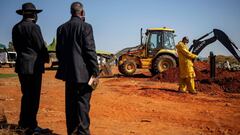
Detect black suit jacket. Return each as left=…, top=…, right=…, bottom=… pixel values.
left=12, top=19, right=49, bottom=74
left=55, top=16, right=99, bottom=83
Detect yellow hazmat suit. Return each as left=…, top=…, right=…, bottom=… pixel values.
left=176, top=41, right=197, bottom=93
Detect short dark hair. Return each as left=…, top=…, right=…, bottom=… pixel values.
left=71, top=2, right=83, bottom=15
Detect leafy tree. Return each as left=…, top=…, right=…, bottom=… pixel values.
left=7, top=41, right=15, bottom=51
left=215, top=55, right=239, bottom=64
left=47, top=38, right=56, bottom=51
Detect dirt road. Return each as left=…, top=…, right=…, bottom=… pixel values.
left=0, top=67, right=240, bottom=135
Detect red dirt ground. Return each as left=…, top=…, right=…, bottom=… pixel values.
left=0, top=66, right=240, bottom=135
left=152, top=61, right=240, bottom=95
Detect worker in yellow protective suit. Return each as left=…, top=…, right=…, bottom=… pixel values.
left=176, top=37, right=198, bottom=94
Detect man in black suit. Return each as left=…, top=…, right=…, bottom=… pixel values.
left=56, top=2, right=99, bottom=135
left=12, top=2, right=49, bottom=134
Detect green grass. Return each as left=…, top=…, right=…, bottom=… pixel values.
left=0, top=74, right=17, bottom=78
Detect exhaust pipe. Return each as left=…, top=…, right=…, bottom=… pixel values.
left=140, top=28, right=143, bottom=45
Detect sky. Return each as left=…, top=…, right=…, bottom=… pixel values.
left=0, top=0, right=240, bottom=57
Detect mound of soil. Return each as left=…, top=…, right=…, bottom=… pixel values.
left=151, top=61, right=240, bottom=93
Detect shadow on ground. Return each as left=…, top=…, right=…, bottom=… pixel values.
left=0, top=123, right=59, bottom=135
left=139, top=87, right=179, bottom=93
left=100, top=73, right=151, bottom=78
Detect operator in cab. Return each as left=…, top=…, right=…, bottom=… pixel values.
left=176, top=36, right=198, bottom=94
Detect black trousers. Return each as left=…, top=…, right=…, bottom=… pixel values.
left=18, top=73, right=42, bottom=129
left=65, top=82, right=92, bottom=135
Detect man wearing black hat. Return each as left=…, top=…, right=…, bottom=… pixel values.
left=12, top=2, right=49, bottom=134
left=56, top=2, right=99, bottom=135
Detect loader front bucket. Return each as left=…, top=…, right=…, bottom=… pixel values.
left=99, top=64, right=114, bottom=77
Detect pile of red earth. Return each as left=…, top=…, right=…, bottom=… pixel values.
left=151, top=61, right=240, bottom=94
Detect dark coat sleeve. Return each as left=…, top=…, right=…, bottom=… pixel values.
left=82, top=23, right=99, bottom=76
left=55, top=25, right=65, bottom=80
left=32, top=25, right=49, bottom=63
left=56, top=25, right=63, bottom=61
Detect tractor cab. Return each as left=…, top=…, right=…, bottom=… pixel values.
left=143, top=27, right=176, bottom=57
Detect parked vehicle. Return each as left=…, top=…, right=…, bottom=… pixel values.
left=0, top=51, right=17, bottom=68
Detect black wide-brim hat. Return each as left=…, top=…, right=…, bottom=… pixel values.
left=16, top=2, right=42, bottom=15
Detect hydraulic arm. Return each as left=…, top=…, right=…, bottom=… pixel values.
left=189, top=29, right=240, bottom=62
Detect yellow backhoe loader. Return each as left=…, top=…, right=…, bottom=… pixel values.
left=101, top=27, right=178, bottom=76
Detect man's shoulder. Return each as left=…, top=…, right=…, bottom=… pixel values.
left=13, top=20, right=25, bottom=29
left=13, top=22, right=20, bottom=31
left=58, top=18, right=93, bottom=32
left=83, top=22, right=92, bottom=28
left=13, top=20, right=39, bottom=31
left=57, top=20, right=70, bottom=33
left=176, top=41, right=183, bottom=47
left=176, top=41, right=187, bottom=50
left=82, top=22, right=93, bottom=32
left=59, top=18, right=81, bottom=29
left=22, top=21, right=40, bottom=29
left=83, top=22, right=91, bottom=26
left=57, top=24, right=65, bottom=32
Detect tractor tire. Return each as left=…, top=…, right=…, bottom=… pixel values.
left=149, top=69, right=155, bottom=75
left=118, top=60, right=137, bottom=76
left=151, top=55, right=177, bottom=75
left=9, top=63, right=14, bottom=68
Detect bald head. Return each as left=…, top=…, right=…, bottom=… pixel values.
left=71, top=2, right=84, bottom=15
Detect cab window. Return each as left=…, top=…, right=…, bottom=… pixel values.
left=149, top=32, right=162, bottom=50
left=163, top=32, right=175, bottom=49
left=147, top=31, right=163, bottom=57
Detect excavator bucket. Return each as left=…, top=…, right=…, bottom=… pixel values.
left=213, top=29, right=240, bottom=62
left=99, top=64, right=114, bottom=77
left=190, top=29, right=240, bottom=62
